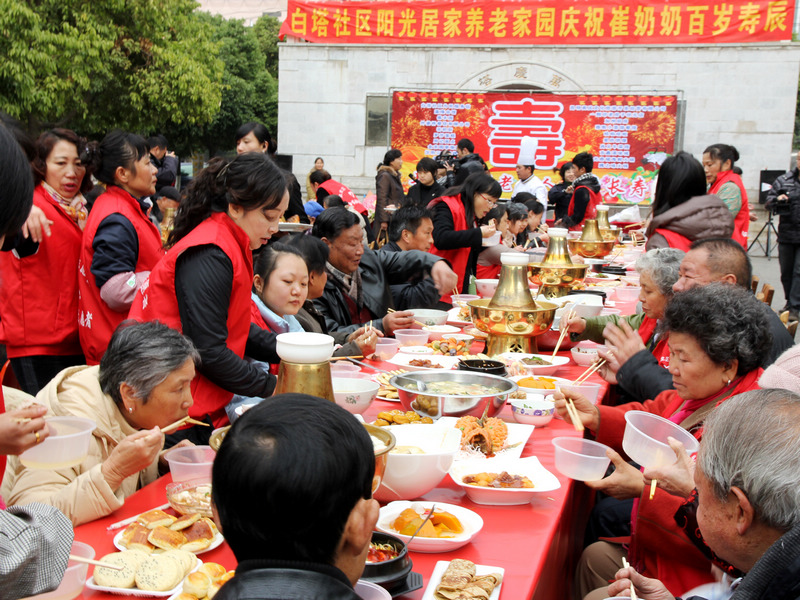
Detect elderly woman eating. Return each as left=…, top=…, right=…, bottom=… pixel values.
left=3, top=322, right=198, bottom=526
left=562, top=248, right=684, bottom=402
left=556, top=283, right=772, bottom=600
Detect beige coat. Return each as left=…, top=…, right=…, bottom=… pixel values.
left=3, top=366, right=159, bottom=526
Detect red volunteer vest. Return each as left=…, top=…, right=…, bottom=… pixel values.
left=78, top=186, right=163, bottom=365
left=250, top=300, right=280, bottom=376
left=428, top=195, right=470, bottom=303
left=567, top=185, right=603, bottom=231
left=476, top=263, right=501, bottom=280
left=652, top=228, right=692, bottom=251
left=709, top=170, right=749, bottom=248
left=318, top=179, right=366, bottom=213
left=128, top=212, right=253, bottom=427
left=0, top=186, right=83, bottom=357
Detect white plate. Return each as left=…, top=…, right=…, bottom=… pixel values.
left=376, top=501, right=483, bottom=553
left=387, top=354, right=460, bottom=371
left=87, top=556, right=201, bottom=597
left=446, top=307, right=473, bottom=327
left=422, top=561, right=504, bottom=600
left=399, top=345, right=434, bottom=355
left=376, top=395, right=401, bottom=403
left=509, top=374, right=571, bottom=394
left=449, top=456, right=561, bottom=505
left=436, top=417, right=534, bottom=461
left=114, top=529, right=224, bottom=556
left=278, top=222, right=312, bottom=232
left=499, top=353, right=570, bottom=376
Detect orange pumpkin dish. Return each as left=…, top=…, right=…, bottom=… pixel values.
left=391, top=507, right=464, bottom=538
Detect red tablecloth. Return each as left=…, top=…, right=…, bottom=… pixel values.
left=73, top=356, right=608, bottom=600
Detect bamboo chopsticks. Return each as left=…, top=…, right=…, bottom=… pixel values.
left=161, top=415, right=209, bottom=434
left=572, top=359, right=607, bottom=386
left=622, top=557, right=638, bottom=600
left=551, top=309, right=576, bottom=359
left=70, top=555, right=124, bottom=571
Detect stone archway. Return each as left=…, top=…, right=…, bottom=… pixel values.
left=457, top=61, right=583, bottom=93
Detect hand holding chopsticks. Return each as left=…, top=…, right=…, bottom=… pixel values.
left=386, top=307, right=425, bottom=328
left=621, top=558, right=638, bottom=600
left=551, top=309, right=576, bottom=359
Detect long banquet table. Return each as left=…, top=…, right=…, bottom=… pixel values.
left=73, top=355, right=608, bottom=600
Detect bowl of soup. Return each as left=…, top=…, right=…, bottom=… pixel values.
left=389, top=371, right=516, bottom=419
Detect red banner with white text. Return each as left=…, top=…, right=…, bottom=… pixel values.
left=280, top=0, right=793, bottom=45
left=391, top=91, right=680, bottom=205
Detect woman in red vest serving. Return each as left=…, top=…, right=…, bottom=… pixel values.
left=129, top=153, right=288, bottom=443
left=645, top=151, right=733, bottom=251
left=428, top=172, right=501, bottom=303
left=703, top=143, right=750, bottom=248
left=561, top=247, right=683, bottom=404
left=78, top=130, right=163, bottom=365
left=0, top=129, right=94, bottom=394
left=556, top=151, right=603, bottom=231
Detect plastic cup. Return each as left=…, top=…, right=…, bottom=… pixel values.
left=165, top=445, right=216, bottom=482
left=375, top=339, right=400, bottom=361
left=393, top=329, right=430, bottom=347
left=330, top=362, right=361, bottom=376
left=622, top=411, right=700, bottom=468
left=22, top=541, right=95, bottom=600
left=19, top=416, right=96, bottom=470
left=552, top=437, right=611, bottom=481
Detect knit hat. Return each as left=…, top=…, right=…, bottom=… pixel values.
left=304, top=201, right=324, bottom=218
left=759, top=344, right=800, bottom=393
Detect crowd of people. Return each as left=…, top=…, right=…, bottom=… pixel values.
left=0, top=116, right=797, bottom=600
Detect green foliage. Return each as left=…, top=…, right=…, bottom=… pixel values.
left=253, top=15, right=281, bottom=79
left=167, top=14, right=278, bottom=156
left=0, top=0, right=224, bottom=138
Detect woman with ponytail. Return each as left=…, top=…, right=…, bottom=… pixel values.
left=703, top=143, right=750, bottom=248
left=129, top=152, right=289, bottom=441
left=78, top=130, right=162, bottom=365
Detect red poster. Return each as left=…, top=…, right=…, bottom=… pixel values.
left=391, top=91, right=679, bottom=205
left=280, top=0, right=793, bottom=45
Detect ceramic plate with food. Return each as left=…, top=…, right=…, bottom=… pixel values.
left=86, top=551, right=202, bottom=597
left=113, top=510, right=224, bottom=556
left=437, top=416, right=534, bottom=461
left=449, top=455, right=561, bottom=505
left=421, top=560, right=503, bottom=600
left=499, top=353, right=570, bottom=376
left=376, top=501, right=483, bottom=553
left=387, top=354, right=460, bottom=371
left=446, top=307, right=473, bottom=327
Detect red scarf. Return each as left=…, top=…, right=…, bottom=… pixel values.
left=637, top=315, right=670, bottom=368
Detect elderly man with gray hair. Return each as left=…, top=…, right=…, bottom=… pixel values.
left=3, top=321, right=199, bottom=526
left=607, top=388, right=800, bottom=600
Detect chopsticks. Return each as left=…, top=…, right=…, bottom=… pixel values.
left=649, top=478, right=658, bottom=500
left=564, top=397, right=584, bottom=432
left=70, top=555, right=124, bottom=571
left=160, top=415, right=209, bottom=435
left=551, top=309, right=576, bottom=359
left=572, top=359, right=607, bottom=386
left=329, top=355, right=364, bottom=361
left=622, top=557, right=638, bottom=600
left=106, top=502, right=170, bottom=531
left=387, top=307, right=426, bottom=327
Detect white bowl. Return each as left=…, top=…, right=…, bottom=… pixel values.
left=475, top=279, right=500, bottom=298
left=500, top=353, right=569, bottom=376
left=422, top=325, right=462, bottom=340
left=571, top=342, right=605, bottom=367
left=374, top=426, right=461, bottom=502
left=451, top=294, right=480, bottom=306
left=165, top=445, right=215, bottom=482
left=377, top=501, right=484, bottom=552
left=558, top=381, right=603, bottom=405
left=276, top=331, right=334, bottom=363
left=449, top=455, right=561, bottom=505
left=410, top=309, right=448, bottom=328
left=510, top=397, right=555, bottom=427
left=622, top=411, right=700, bottom=468
left=398, top=345, right=434, bottom=355
left=394, top=329, right=430, bottom=346
left=552, top=437, right=611, bottom=481
left=19, top=416, right=96, bottom=470
left=21, top=541, right=94, bottom=600
left=614, top=286, right=641, bottom=302
left=332, top=377, right=380, bottom=414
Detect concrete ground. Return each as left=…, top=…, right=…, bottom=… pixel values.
left=746, top=206, right=793, bottom=338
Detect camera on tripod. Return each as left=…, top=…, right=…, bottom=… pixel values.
left=771, top=190, right=792, bottom=216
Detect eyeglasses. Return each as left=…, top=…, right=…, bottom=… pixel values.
left=478, top=193, right=497, bottom=207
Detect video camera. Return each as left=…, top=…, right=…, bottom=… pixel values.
left=435, top=150, right=459, bottom=171
left=771, top=190, right=792, bottom=216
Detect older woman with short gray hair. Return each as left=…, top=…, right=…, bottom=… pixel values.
left=4, top=322, right=199, bottom=526
left=561, top=247, right=684, bottom=402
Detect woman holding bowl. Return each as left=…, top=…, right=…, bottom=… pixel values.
left=0, top=129, right=94, bottom=394
left=4, top=322, right=198, bottom=526
left=429, top=172, right=501, bottom=302
left=561, top=248, right=684, bottom=403
left=128, top=153, right=287, bottom=438
left=557, top=283, right=771, bottom=600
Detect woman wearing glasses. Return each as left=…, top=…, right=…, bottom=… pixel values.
left=428, top=172, right=502, bottom=303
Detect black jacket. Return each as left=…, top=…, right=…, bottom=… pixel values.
left=454, top=153, right=485, bottom=185
left=379, top=241, right=441, bottom=310
left=562, top=173, right=601, bottom=228
left=406, top=180, right=444, bottom=207
left=766, top=168, right=800, bottom=244
left=216, top=559, right=360, bottom=600
left=617, top=308, right=792, bottom=403
left=548, top=181, right=572, bottom=222
left=151, top=154, right=179, bottom=192
left=313, top=246, right=442, bottom=335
